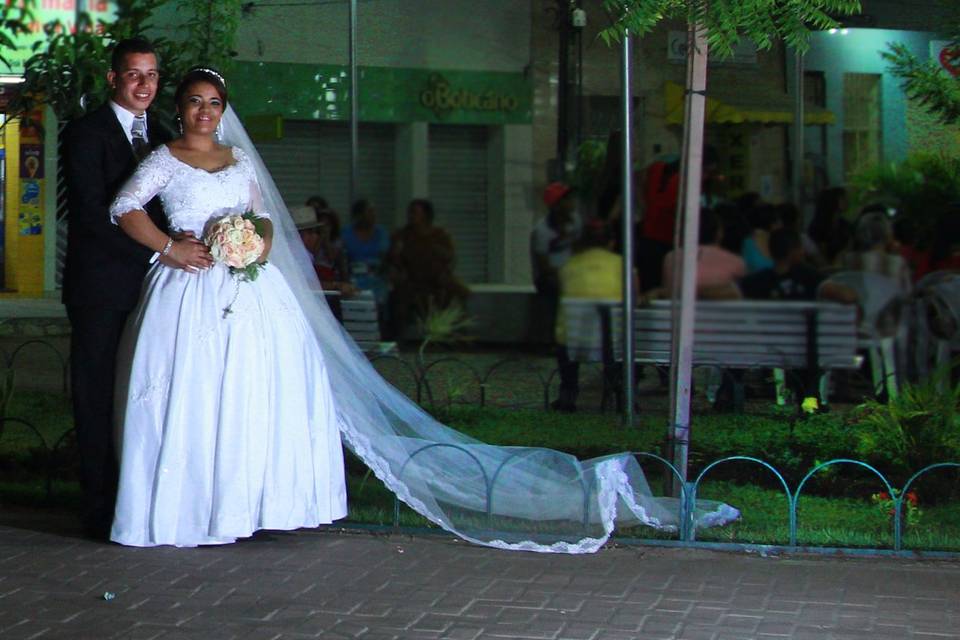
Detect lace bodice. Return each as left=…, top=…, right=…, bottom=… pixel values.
left=110, top=145, right=271, bottom=235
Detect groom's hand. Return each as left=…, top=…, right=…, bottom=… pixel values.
left=160, top=232, right=213, bottom=271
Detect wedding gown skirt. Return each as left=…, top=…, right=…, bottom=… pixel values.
left=111, top=261, right=348, bottom=547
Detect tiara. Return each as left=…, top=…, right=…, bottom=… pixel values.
left=192, top=66, right=226, bottom=87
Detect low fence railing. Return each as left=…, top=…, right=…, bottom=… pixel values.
left=4, top=337, right=955, bottom=556
left=383, top=450, right=960, bottom=554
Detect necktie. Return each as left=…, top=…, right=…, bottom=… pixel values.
left=131, top=114, right=149, bottom=161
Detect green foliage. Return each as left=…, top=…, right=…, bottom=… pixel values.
left=849, top=152, right=960, bottom=235
left=882, top=7, right=960, bottom=127
left=416, top=303, right=475, bottom=365
left=600, top=0, right=861, bottom=57
left=6, top=0, right=242, bottom=123
left=853, top=370, right=960, bottom=479
left=0, top=0, right=34, bottom=70
left=173, top=0, right=241, bottom=74
left=12, top=16, right=112, bottom=123
left=569, top=138, right=609, bottom=203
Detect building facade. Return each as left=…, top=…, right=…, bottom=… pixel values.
left=225, top=0, right=536, bottom=286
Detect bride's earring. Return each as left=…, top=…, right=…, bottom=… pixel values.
left=215, top=121, right=223, bottom=142
left=176, top=114, right=183, bottom=136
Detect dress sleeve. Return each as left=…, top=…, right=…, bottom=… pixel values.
left=109, top=148, right=175, bottom=224
left=236, top=147, right=272, bottom=220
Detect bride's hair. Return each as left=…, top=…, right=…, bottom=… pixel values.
left=174, top=66, right=228, bottom=110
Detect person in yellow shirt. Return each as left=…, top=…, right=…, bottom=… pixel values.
left=553, top=221, right=639, bottom=412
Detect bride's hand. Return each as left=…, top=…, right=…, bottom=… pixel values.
left=164, top=236, right=214, bottom=271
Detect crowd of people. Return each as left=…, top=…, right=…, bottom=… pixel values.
left=294, top=195, right=469, bottom=338
left=533, top=149, right=960, bottom=412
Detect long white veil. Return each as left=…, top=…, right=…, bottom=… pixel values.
left=220, top=106, right=739, bottom=553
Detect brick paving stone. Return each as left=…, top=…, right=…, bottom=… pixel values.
left=0, top=524, right=958, bottom=639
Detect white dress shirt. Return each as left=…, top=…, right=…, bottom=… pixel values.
left=110, top=101, right=161, bottom=262
left=109, top=101, right=148, bottom=145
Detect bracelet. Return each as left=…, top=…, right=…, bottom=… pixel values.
left=161, top=237, right=174, bottom=256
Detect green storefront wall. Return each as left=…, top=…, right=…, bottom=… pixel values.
left=229, top=61, right=533, bottom=132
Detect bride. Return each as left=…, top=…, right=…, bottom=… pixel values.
left=109, top=67, right=346, bottom=546
left=110, top=67, right=738, bottom=551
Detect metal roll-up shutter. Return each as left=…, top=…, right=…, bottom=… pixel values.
left=428, top=124, right=489, bottom=284
left=258, top=121, right=396, bottom=220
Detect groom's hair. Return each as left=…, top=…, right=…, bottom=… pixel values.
left=111, top=37, right=158, bottom=72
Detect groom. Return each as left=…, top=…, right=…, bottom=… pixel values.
left=62, top=37, right=206, bottom=539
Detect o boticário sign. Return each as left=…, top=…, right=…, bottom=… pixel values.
left=230, top=61, right=532, bottom=125
left=1, top=1, right=118, bottom=75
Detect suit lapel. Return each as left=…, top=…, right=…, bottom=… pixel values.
left=96, top=103, right=138, bottom=164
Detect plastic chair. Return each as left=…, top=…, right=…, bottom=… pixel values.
left=824, top=271, right=905, bottom=399
left=913, top=271, right=960, bottom=379
left=922, top=276, right=960, bottom=388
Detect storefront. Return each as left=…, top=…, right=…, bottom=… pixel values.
left=0, top=2, right=116, bottom=298
left=799, top=29, right=960, bottom=187
left=230, top=61, right=534, bottom=284
left=0, top=86, right=56, bottom=298
left=663, top=80, right=834, bottom=201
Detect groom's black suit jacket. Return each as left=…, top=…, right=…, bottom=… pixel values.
left=62, top=102, right=172, bottom=310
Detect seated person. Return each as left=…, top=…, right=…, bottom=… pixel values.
left=740, top=229, right=856, bottom=304
left=387, top=199, right=470, bottom=338
left=293, top=205, right=356, bottom=321
left=841, top=208, right=912, bottom=294
left=554, top=221, right=638, bottom=412
left=741, top=203, right=781, bottom=273
left=530, top=182, right=581, bottom=297
left=661, top=210, right=745, bottom=294
left=777, top=202, right=822, bottom=266
left=342, top=199, right=390, bottom=305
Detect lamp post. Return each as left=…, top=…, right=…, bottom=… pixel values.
left=348, top=0, right=359, bottom=206
left=620, top=30, right=635, bottom=427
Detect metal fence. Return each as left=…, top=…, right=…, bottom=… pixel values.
left=378, top=450, right=960, bottom=557
left=2, top=336, right=958, bottom=556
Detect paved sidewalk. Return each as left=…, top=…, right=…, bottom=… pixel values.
left=0, top=516, right=958, bottom=640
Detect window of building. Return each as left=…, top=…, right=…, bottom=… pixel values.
left=842, top=73, right=882, bottom=181
left=803, top=71, right=826, bottom=108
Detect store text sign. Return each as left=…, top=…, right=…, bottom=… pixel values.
left=2, top=2, right=117, bottom=74
left=419, top=74, right=520, bottom=119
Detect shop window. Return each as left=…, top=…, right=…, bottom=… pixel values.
left=842, top=73, right=882, bottom=181
left=711, top=125, right=750, bottom=198
left=804, top=71, right=826, bottom=108
left=581, top=95, right=642, bottom=141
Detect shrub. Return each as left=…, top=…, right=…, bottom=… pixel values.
left=852, top=369, right=960, bottom=485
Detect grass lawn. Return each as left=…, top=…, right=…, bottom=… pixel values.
left=4, top=390, right=960, bottom=551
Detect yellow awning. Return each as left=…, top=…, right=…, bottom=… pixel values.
left=665, top=81, right=835, bottom=126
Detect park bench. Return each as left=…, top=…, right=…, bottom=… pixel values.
left=325, top=290, right=397, bottom=356
left=562, top=298, right=861, bottom=411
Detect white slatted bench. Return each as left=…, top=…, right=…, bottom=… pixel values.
left=617, top=300, right=861, bottom=409
left=336, top=291, right=397, bottom=356
left=561, top=299, right=861, bottom=410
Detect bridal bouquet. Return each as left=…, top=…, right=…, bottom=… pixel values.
left=207, top=212, right=267, bottom=281
left=206, top=212, right=268, bottom=317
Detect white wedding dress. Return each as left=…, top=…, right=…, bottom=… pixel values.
left=103, top=107, right=739, bottom=554
left=109, top=145, right=347, bottom=547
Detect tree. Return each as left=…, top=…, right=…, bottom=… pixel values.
left=597, top=0, right=861, bottom=489
left=882, top=9, right=960, bottom=126
left=0, top=1, right=35, bottom=72
left=7, top=0, right=242, bottom=124
left=601, top=0, right=860, bottom=56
